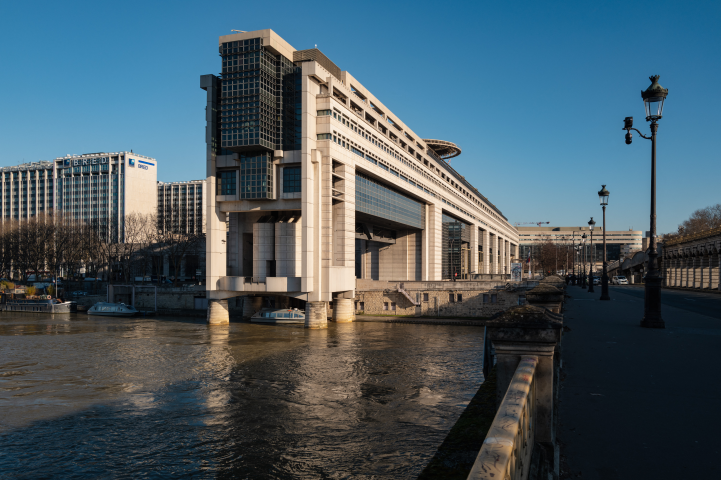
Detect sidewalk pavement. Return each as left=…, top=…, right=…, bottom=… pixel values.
left=559, top=285, right=721, bottom=479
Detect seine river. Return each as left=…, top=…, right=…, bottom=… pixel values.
left=0, top=314, right=485, bottom=479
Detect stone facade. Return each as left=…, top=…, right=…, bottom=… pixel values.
left=662, top=226, right=721, bottom=291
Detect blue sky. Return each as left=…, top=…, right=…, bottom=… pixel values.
left=1, top=0, right=719, bottom=234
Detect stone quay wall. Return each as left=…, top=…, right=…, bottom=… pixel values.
left=355, top=280, right=524, bottom=317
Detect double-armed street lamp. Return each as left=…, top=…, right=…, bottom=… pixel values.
left=623, top=75, right=668, bottom=329
left=598, top=185, right=611, bottom=300
left=588, top=218, right=596, bottom=293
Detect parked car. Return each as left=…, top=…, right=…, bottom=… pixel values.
left=593, top=276, right=601, bottom=285
left=612, top=276, right=628, bottom=285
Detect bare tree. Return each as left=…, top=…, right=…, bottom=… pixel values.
left=676, top=203, right=721, bottom=236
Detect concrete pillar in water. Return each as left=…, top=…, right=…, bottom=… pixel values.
left=207, top=299, right=229, bottom=324
left=332, top=298, right=354, bottom=323
left=242, top=296, right=263, bottom=319
left=305, top=301, right=328, bottom=329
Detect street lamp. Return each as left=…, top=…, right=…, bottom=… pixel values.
left=581, top=233, right=587, bottom=288
left=588, top=218, right=596, bottom=293
left=623, top=75, right=667, bottom=329
left=599, top=185, right=611, bottom=300
left=575, top=244, right=582, bottom=285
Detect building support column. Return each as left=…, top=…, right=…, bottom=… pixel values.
left=305, top=301, right=328, bottom=329
left=332, top=296, right=354, bottom=323
left=492, top=234, right=499, bottom=274
left=426, top=204, right=442, bottom=281
left=509, top=243, right=516, bottom=273
left=207, top=299, right=229, bottom=324
left=499, top=238, right=506, bottom=274
left=482, top=230, right=490, bottom=274
left=470, top=227, right=479, bottom=276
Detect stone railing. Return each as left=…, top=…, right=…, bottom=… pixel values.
left=468, top=356, right=538, bottom=479
left=469, top=305, right=563, bottom=480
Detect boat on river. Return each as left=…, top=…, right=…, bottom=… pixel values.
left=1, top=297, right=76, bottom=314
left=88, top=302, right=139, bottom=317
left=251, top=308, right=305, bottom=324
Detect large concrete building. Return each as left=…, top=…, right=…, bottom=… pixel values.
left=0, top=152, right=157, bottom=242
left=157, top=180, right=206, bottom=235
left=200, top=29, right=519, bottom=325
left=518, top=226, right=643, bottom=273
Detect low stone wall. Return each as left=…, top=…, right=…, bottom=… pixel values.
left=355, top=286, right=520, bottom=318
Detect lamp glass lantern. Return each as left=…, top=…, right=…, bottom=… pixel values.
left=642, top=75, right=668, bottom=121
left=588, top=218, right=596, bottom=231
left=598, top=185, right=610, bottom=206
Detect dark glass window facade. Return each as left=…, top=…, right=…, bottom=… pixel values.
left=239, top=152, right=272, bottom=199
left=442, top=213, right=470, bottom=280
left=217, top=171, right=236, bottom=196
left=355, top=174, right=424, bottom=229
left=283, top=166, right=301, bottom=193
left=219, top=37, right=301, bottom=152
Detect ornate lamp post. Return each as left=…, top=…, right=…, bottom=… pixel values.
left=588, top=218, right=596, bottom=293
left=581, top=233, right=587, bottom=288
left=599, top=185, right=611, bottom=300
left=623, top=75, right=667, bottom=329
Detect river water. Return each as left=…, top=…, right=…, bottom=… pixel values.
left=0, top=314, right=485, bottom=479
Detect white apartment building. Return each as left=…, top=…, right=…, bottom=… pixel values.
left=157, top=180, right=206, bottom=235
left=0, top=152, right=157, bottom=242
left=201, top=29, right=519, bottom=326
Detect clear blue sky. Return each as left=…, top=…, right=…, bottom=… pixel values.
left=1, top=0, right=719, bottom=234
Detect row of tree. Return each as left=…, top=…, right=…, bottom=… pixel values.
left=528, top=241, right=596, bottom=276
left=0, top=212, right=204, bottom=285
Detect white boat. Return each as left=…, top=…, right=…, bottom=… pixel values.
left=251, top=308, right=305, bottom=324
left=1, top=297, right=76, bottom=314
left=88, top=302, right=139, bottom=317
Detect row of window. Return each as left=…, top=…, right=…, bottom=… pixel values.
left=326, top=102, right=514, bottom=238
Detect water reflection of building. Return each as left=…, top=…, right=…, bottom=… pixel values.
left=200, top=29, right=519, bottom=324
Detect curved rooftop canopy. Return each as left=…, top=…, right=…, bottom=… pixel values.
left=423, top=139, right=461, bottom=160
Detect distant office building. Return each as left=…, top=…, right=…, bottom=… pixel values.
left=54, top=152, right=157, bottom=242
left=517, top=226, right=643, bottom=271
left=0, top=152, right=158, bottom=242
left=157, top=180, right=206, bottom=235
left=0, top=161, right=55, bottom=220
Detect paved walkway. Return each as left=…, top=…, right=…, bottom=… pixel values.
left=559, top=285, right=721, bottom=479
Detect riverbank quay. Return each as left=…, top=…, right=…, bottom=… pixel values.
left=356, top=315, right=489, bottom=326
left=420, top=305, right=564, bottom=480
left=559, top=285, right=721, bottom=479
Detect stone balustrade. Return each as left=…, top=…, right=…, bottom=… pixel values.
left=469, top=305, right=563, bottom=480
left=525, top=283, right=564, bottom=313
left=468, top=355, right=538, bottom=480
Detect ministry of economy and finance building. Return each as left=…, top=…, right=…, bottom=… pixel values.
left=201, top=29, right=520, bottom=325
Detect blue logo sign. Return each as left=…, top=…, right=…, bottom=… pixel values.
left=129, top=159, right=135, bottom=167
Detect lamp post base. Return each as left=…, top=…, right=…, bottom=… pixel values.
left=640, top=318, right=665, bottom=328
left=641, top=275, right=665, bottom=329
